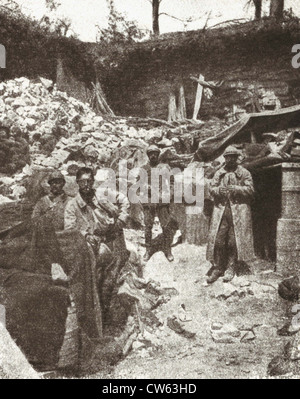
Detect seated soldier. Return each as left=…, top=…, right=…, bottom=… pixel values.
left=32, top=170, right=70, bottom=231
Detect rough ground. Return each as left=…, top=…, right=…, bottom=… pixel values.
left=102, top=243, right=295, bottom=379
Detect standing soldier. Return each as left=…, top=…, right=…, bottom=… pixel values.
left=206, top=146, right=255, bottom=284
left=143, top=145, right=174, bottom=263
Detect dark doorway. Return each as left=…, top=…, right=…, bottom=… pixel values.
left=252, top=165, right=282, bottom=262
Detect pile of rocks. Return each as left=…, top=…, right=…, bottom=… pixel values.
left=210, top=322, right=256, bottom=344
left=0, top=77, right=151, bottom=203
left=0, top=77, right=151, bottom=167
left=0, top=77, right=225, bottom=205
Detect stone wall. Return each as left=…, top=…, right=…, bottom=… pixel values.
left=101, top=24, right=300, bottom=120
left=1, top=13, right=300, bottom=121
left=56, top=56, right=93, bottom=104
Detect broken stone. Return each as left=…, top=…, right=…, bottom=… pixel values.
left=132, top=341, right=145, bottom=351
left=211, top=323, right=241, bottom=344
left=240, top=331, right=256, bottom=343
left=81, top=125, right=94, bottom=133
left=167, top=316, right=196, bottom=339
left=237, top=277, right=251, bottom=288
left=142, top=329, right=161, bottom=346
left=39, top=77, right=53, bottom=90
left=24, top=118, right=37, bottom=129
left=12, top=98, right=27, bottom=108
left=211, top=322, right=223, bottom=331
left=216, top=283, right=238, bottom=300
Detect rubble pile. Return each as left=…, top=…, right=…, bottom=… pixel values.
left=0, top=77, right=213, bottom=204
left=210, top=322, right=256, bottom=344
left=0, top=77, right=151, bottom=168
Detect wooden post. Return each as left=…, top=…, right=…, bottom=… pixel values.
left=250, top=131, right=257, bottom=143
left=168, top=92, right=177, bottom=122
left=176, top=85, right=187, bottom=121
left=193, top=74, right=204, bottom=120
left=185, top=205, right=209, bottom=246
left=277, top=163, right=300, bottom=276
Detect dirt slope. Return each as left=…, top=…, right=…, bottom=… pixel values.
left=109, top=243, right=292, bottom=379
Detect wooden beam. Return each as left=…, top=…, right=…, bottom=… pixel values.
left=168, top=92, right=177, bottom=122
left=176, top=85, right=187, bottom=121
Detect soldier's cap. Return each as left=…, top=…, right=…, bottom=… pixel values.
left=48, top=170, right=65, bottom=184
left=146, top=145, right=160, bottom=155
left=223, top=146, right=241, bottom=157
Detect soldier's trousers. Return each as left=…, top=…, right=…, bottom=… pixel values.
left=143, top=205, right=172, bottom=251
left=214, top=204, right=237, bottom=271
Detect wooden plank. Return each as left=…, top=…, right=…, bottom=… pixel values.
left=185, top=206, right=209, bottom=246
left=168, top=92, right=177, bottom=122
left=290, top=148, right=300, bottom=156
left=176, top=85, right=187, bottom=121
left=250, top=131, right=257, bottom=143
left=193, top=74, right=204, bottom=120
left=293, top=138, right=300, bottom=146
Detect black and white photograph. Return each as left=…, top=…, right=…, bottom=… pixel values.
left=0, top=0, right=300, bottom=382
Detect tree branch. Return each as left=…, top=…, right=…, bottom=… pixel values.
left=190, top=76, right=224, bottom=90
left=159, top=12, right=185, bottom=22
left=202, top=10, right=212, bottom=31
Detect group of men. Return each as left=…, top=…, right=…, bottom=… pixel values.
left=141, top=144, right=255, bottom=284
left=32, top=166, right=130, bottom=273
left=32, top=143, right=255, bottom=293
left=32, top=144, right=175, bottom=266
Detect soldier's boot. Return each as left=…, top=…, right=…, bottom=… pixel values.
left=207, top=248, right=225, bottom=284
left=223, top=255, right=236, bottom=283
left=207, top=269, right=223, bottom=284
left=144, top=226, right=152, bottom=262
left=163, top=227, right=174, bottom=262
left=165, top=249, right=174, bottom=263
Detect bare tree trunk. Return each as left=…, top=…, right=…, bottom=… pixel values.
left=152, top=0, right=160, bottom=35
left=253, top=0, right=262, bottom=20
left=270, top=0, right=284, bottom=20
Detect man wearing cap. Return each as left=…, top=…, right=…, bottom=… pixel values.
left=83, top=145, right=99, bottom=173
left=142, top=145, right=174, bottom=262
left=64, top=167, right=130, bottom=319
left=32, top=170, right=70, bottom=231
left=206, top=146, right=255, bottom=284
left=64, top=167, right=129, bottom=256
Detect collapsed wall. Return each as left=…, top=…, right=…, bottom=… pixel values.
left=0, top=11, right=95, bottom=103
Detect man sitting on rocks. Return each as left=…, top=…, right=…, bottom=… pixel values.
left=206, top=146, right=255, bottom=284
